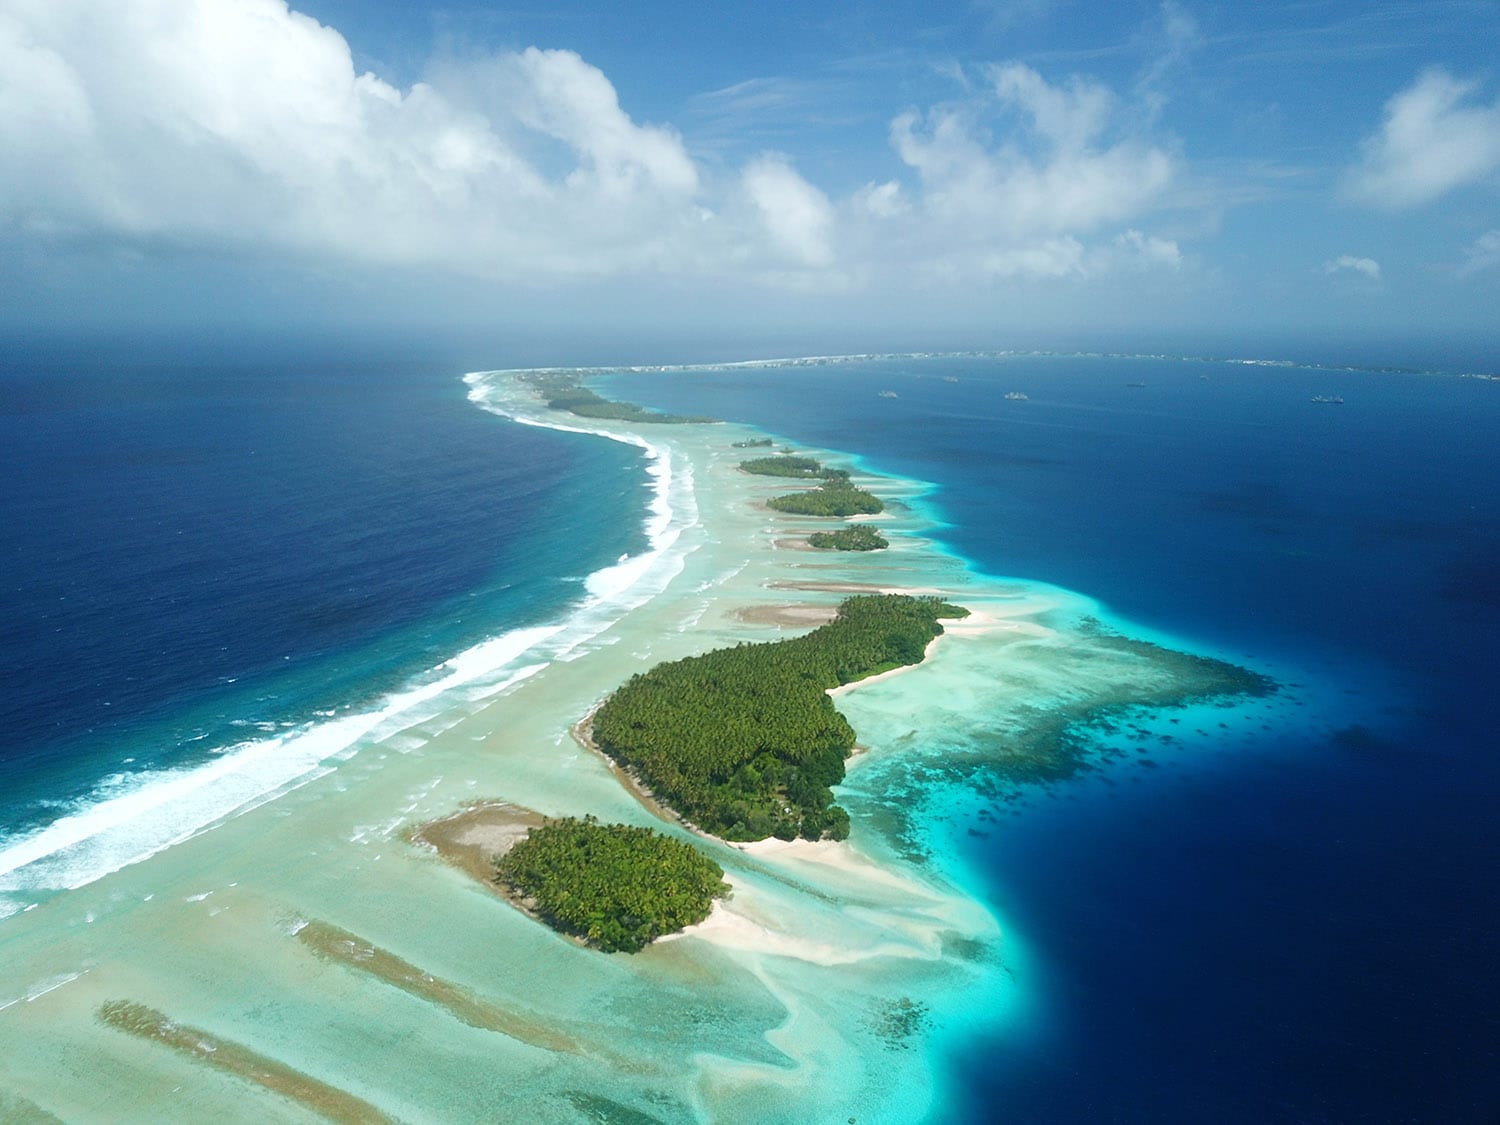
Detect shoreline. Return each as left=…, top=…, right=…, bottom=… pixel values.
left=0, top=362, right=1296, bottom=1124
left=0, top=374, right=697, bottom=903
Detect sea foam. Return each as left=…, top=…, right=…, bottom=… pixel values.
left=0, top=371, right=695, bottom=906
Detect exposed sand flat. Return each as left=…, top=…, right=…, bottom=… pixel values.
left=413, top=801, right=545, bottom=885
left=764, top=579, right=946, bottom=595
left=732, top=603, right=840, bottom=627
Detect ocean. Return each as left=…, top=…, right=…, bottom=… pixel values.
left=603, top=352, right=1500, bottom=1123
left=2, top=341, right=1497, bottom=1121
left=0, top=338, right=650, bottom=899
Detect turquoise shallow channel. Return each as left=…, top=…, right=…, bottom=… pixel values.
left=0, top=352, right=1496, bottom=1122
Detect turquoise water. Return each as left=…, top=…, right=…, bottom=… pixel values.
left=4, top=342, right=1497, bottom=1120
left=605, top=353, right=1500, bottom=1122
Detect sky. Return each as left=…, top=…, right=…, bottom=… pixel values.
left=1, top=0, right=1497, bottom=357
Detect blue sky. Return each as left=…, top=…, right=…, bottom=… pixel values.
left=2, top=0, right=1497, bottom=356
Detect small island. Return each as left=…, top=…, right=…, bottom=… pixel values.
left=808, top=525, right=888, bottom=551
left=495, top=816, right=728, bottom=953
left=739, top=455, right=848, bottom=480
left=590, top=594, right=966, bottom=842
left=767, top=480, right=884, bottom=516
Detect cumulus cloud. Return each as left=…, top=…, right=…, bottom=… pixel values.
left=0, top=0, right=1193, bottom=289
left=889, top=64, right=1176, bottom=241
left=965, top=230, right=1181, bottom=281
left=740, top=155, right=834, bottom=267
left=0, top=0, right=707, bottom=276
left=1346, top=69, right=1500, bottom=209
left=1458, top=229, right=1500, bottom=276
left=1323, top=255, right=1381, bottom=279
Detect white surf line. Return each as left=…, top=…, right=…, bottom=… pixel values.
left=0, top=380, right=701, bottom=902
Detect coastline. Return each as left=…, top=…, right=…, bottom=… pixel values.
left=0, top=364, right=1288, bottom=1123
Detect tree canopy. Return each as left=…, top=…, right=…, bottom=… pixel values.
left=808, top=525, right=888, bottom=551
left=524, top=373, right=717, bottom=424
left=767, top=480, right=884, bottom=516
left=739, top=455, right=848, bottom=480
left=496, top=816, right=728, bottom=953
left=591, top=595, right=967, bottom=842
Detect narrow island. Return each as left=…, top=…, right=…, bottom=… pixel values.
left=495, top=816, right=728, bottom=953
left=522, top=372, right=718, bottom=424
left=807, top=525, right=889, bottom=551
left=589, top=594, right=967, bottom=842
left=739, top=455, right=849, bottom=480
left=444, top=377, right=956, bottom=951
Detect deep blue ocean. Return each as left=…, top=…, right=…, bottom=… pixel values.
left=3, top=339, right=1497, bottom=1121
left=0, top=338, right=649, bottom=842
left=604, top=354, right=1500, bottom=1124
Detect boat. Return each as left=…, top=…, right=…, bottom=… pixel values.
left=1310, top=395, right=1345, bottom=404
left=878, top=390, right=898, bottom=399
left=942, top=376, right=960, bottom=383
left=1125, top=381, right=1147, bottom=388
left=1004, top=391, right=1029, bottom=401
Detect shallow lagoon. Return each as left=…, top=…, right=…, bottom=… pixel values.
left=1, top=354, right=1495, bottom=1121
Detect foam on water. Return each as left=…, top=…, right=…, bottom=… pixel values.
left=0, top=372, right=697, bottom=907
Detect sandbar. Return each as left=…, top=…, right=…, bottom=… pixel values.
left=731, top=602, right=839, bottom=627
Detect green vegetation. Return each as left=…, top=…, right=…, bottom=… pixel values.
left=808, top=525, right=889, bottom=551
left=739, top=455, right=824, bottom=477
left=767, top=479, right=884, bottom=516
left=523, top=373, right=717, bottom=424
left=738, top=455, right=850, bottom=481
left=496, top=816, right=728, bottom=953
left=739, top=454, right=854, bottom=483
left=592, top=595, right=967, bottom=842
left=731, top=438, right=774, bottom=448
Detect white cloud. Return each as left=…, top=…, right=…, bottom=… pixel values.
left=1346, top=69, right=1500, bottom=209
left=1323, top=254, right=1381, bottom=279
left=981, top=230, right=1181, bottom=280
left=740, top=155, right=834, bottom=267
left=1136, top=1, right=1200, bottom=120
left=1113, top=229, right=1183, bottom=270
left=855, top=180, right=907, bottom=219
left=1458, top=229, right=1500, bottom=276
left=889, top=63, right=1176, bottom=241
left=0, top=0, right=1194, bottom=290
left=0, top=0, right=704, bottom=276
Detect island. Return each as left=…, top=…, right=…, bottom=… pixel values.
left=767, top=479, right=884, bottom=516
left=589, top=594, right=967, bottom=842
left=495, top=816, right=728, bottom=953
left=807, top=525, right=889, bottom=551
left=522, top=372, right=718, bottom=424
left=738, top=455, right=848, bottom=480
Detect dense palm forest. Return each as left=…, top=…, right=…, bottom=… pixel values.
left=591, top=595, right=967, bottom=842
left=524, top=373, right=717, bottom=424
left=807, top=525, right=889, bottom=551
left=767, top=479, right=884, bottom=516
left=738, top=455, right=849, bottom=480
left=495, top=816, right=728, bottom=953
